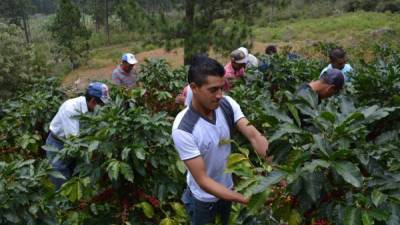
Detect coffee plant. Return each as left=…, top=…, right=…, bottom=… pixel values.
left=1, top=49, right=400, bottom=225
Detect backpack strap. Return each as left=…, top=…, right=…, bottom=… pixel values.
left=219, top=97, right=235, bottom=136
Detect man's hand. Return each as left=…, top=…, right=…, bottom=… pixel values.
left=184, top=156, right=248, bottom=205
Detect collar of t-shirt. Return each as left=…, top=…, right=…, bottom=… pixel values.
left=189, top=103, right=217, bottom=125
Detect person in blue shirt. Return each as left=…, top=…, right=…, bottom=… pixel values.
left=320, top=48, right=353, bottom=82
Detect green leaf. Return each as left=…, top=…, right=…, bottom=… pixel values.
left=320, top=111, right=336, bottom=123
left=371, top=189, right=387, bottom=207
left=106, top=160, right=120, bottom=181
left=340, top=96, right=356, bottom=116
left=388, top=204, right=400, bottom=225
left=252, top=170, right=285, bottom=194
left=248, top=190, right=269, bottom=215
left=313, top=134, right=330, bottom=157
left=303, top=172, right=323, bottom=202
left=345, top=207, right=361, bottom=225
left=120, top=162, right=134, bottom=183
left=332, top=161, right=363, bottom=188
left=28, top=205, right=39, bottom=215
left=176, top=160, right=186, bottom=174
left=362, top=211, right=373, bottom=225
left=368, top=208, right=389, bottom=221
left=60, top=177, right=84, bottom=202
left=302, top=159, right=330, bottom=173
left=138, top=202, right=154, bottom=219
left=287, top=103, right=301, bottom=127
left=135, top=147, right=146, bottom=160
left=269, top=124, right=303, bottom=143
left=288, top=209, right=302, bottom=225
left=121, top=147, right=131, bottom=161
left=227, top=153, right=248, bottom=169
left=171, top=202, right=187, bottom=219
left=48, top=171, right=66, bottom=180
left=159, top=218, right=173, bottom=225
left=88, top=140, right=99, bottom=152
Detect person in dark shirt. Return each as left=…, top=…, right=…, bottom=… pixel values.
left=297, top=68, right=345, bottom=102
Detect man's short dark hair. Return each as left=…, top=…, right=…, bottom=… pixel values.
left=329, top=48, right=346, bottom=62
left=320, top=68, right=345, bottom=91
left=265, top=45, right=277, bottom=55
left=85, top=93, right=104, bottom=106
left=188, top=56, right=225, bottom=86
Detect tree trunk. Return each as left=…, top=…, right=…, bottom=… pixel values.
left=183, top=0, right=195, bottom=65
left=105, top=0, right=110, bottom=45
left=94, top=0, right=100, bottom=32
left=22, top=15, right=30, bottom=43
left=269, top=0, right=275, bottom=24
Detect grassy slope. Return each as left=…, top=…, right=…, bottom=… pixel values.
left=253, top=11, right=400, bottom=58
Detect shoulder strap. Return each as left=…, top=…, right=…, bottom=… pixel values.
left=219, top=97, right=235, bottom=136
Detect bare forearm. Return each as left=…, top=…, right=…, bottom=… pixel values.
left=197, top=176, right=247, bottom=205
left=250, top=134, right=268, bottom=157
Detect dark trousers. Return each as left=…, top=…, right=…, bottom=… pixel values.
left=182, top=188, right=232, bottom=225
left=45, top=133, right=72, bottom=190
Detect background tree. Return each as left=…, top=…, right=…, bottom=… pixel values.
left=159, top=0, right=269, bottom=64
left=48, top=0, right=91, bottom=69
left=0, top=0, right=34, bottom=43
left=0, top=23, right=47, bottom=99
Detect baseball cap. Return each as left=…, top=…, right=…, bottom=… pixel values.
left=121, top=53, right=138, bottom=65
left=231, top=47, right=249, bottom=64
left=86, top=82, right=110, bottom=104
left=320, top=68, right=345, bottom=91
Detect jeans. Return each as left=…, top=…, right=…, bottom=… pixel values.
left=182, top=188, right=232, bottom=225
left=45, top=133, right=72, bottom=190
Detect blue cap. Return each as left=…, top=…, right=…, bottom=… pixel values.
left=86, top=82, right=110, bottom=104
left=320, top=68, right=345, bottom=90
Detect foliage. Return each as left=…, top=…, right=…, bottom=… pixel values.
left=137, top=58, right=187, bottom=113
left=0, top=76, right=64, bottom=160
left=0, top=0, right=33, bottom=42
left=225, top=48, right=400, bottom=224
left=0, top=23, right=49, bottom=99
left=1, top=45, right=400, bottom=224
left=48, top=0, right=91, bottom=69
left=0, top=159, right=59, bottom=225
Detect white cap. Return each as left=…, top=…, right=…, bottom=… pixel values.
left=231, top=47, right=249, bottom=64
left=121, top=53, right=138, bottom=65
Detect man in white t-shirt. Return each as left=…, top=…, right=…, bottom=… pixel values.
left=172, top=56, right=269, bottom=225
left=320, top=47, right=353, bottom=82
left=46, top=82, right=110, bottom=190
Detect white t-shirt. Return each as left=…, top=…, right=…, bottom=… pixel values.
left=247, top=54, right=259, bottom=67
left=172, top=96, right=245, bottom=202
left=49, top=96, right=88, bottom=138
left=320, top=64, right=353, bottom=81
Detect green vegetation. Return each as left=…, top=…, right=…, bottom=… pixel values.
left=48, top=0, right=91, bottom=69
left=2, top=44, right=400, bottom=224
left=254, top=12, right=400, bottom=51
left=0, top=23, right=49, bottom=99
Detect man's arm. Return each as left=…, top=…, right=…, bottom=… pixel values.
left=236, top=117, right=268, bottom=158
left=184, top=156, right=248, bottom=205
